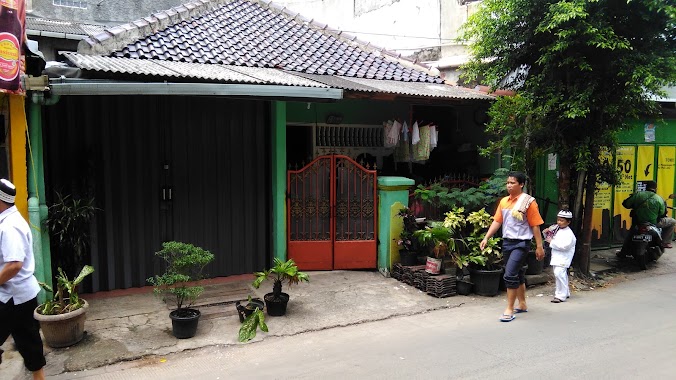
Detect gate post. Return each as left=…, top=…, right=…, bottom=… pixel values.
left=377, top=176, right=414, bottom=277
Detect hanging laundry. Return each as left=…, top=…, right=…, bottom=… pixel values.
left=383, top=120, right=400, bottom=148
left=413, top=124, right=431, bottom=161
left=411, top=121, right=420, bottom=145
left=402, top=120, right=409, bottom=142
left=393, top=132, right=411, bottom=163
left=430, top=125, right=438, bottom=150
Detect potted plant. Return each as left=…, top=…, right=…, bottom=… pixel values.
left=463, top=208, right=503, bottom=296
left=34, top=265, right=95, bottom=348
left=147, top=241, right=215, bottom=339
left=414, top=207, right=466, bottom=274
left=252, top=258, right=309, bottom=316
left=235, top=295, right=266, bottom=323
left=395, top=207, right=423, bottom=266
left=238, top=302, right=268, bottom=342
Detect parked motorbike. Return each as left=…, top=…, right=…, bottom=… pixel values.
left=619, top=222, right=664, bottom=270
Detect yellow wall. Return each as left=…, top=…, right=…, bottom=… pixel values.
left=9, top=95, right=28, bottom=219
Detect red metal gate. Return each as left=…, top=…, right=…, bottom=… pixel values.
left=287, top=155, right=377, bottom=270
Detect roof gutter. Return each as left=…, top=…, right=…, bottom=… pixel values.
left=27, top=29, right=87, bottom=40
left=48, top=79, right=343, bottom=100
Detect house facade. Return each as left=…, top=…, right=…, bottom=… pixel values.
left=26, top=0, right=495, bottom=292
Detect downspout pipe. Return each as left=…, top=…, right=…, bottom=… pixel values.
left=27, top=92, right=59, bottom=302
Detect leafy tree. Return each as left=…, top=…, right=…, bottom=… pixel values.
left=461, top=0, right=676, bottom=275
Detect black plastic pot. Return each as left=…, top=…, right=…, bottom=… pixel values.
left=526, top=252, right=544, bottom=275
left=399, top=250, right=418, bottom=266
left=169, top=308, right=201, bottom=339
left=236, top=298, right=265, bottom=323
left=456, top=280, right=473, bottom=295
left=264, top=292, right=290, bottom=316
left=470, top=268, right=502, bottom=296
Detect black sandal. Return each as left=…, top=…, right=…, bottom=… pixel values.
left=551, top=298, right=563, bottom=303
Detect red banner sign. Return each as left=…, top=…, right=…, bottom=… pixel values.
left=0, top=0, right=25, bottom=94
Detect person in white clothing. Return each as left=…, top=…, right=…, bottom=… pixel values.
left=544, top=210, right=576, bottom=303
left=0, top=179, right=46, bottom=380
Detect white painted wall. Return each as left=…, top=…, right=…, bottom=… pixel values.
left=275, top=0, right=483, bottom=82
left=274, top=0, right=442, bottom=53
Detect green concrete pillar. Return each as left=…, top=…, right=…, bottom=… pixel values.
left=27, top=98, right=53, bottom=301
left=271, top=101, right=287, bottom=262
left=28, top=197, right=46, bottom=303
left=377, top=176, right=414, bottom=276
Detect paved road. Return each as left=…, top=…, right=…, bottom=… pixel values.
left=58, top=271, right=676, bottom=380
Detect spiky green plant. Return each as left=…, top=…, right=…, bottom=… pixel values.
left=252, top=258, right=309, bottom=300
left=37, top=265, right=95, bottom=315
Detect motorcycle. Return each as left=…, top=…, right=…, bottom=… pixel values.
left=620, top=222, right=664, bottom=270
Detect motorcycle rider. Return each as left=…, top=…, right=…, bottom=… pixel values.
left=620, top=181, right=675, bottom=254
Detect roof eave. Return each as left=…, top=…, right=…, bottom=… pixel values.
left=48, top=79, right=343, bottom=100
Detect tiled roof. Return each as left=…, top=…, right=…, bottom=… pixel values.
left=62, top=52, right=494, bottom=100
left=79, top=0, right=444, bottom=84
left=294, top=73, right=495, bottom=100
left=26, top=17, right=106, bottom=37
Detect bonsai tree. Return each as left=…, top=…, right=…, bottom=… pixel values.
left=252, top=258, right=309, bottom=300
left=147, top=241, right=215, bottom=314
left=36, top=265, right=95, bottom=315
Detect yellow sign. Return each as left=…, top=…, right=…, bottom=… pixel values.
left=636, top=145, right=655, bottom=182
left=614, top=146, right=635, bottom=232
left=591, top=150, right=612, bottom=240
left=657, top=146, right=675, bottom=217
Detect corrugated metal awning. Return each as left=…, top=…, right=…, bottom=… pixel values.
left=60, top=53, right=494, bottom=101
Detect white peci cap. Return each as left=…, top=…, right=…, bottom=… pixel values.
left=557, top=210, right=573, bottom=219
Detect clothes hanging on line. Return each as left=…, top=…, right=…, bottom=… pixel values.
left=383, top=120, right=399, bottom=148
left=411, top=121, right=420, bottom=145
left=412, top=124, right=432, bottom=161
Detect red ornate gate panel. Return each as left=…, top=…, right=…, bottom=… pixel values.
left=288, top=155, right=377, bottom=270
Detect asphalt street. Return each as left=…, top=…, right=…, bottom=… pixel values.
left=57, top=271, right=676, bottom=380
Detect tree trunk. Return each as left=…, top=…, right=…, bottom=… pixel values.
left=579, top=164, right=598, bottom=276
left=558, top=155, right=571, bottom=209
left=573, top=170, right=586, bottom=232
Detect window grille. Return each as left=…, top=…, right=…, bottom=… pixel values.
left=53, top=0, right=88, bottom=9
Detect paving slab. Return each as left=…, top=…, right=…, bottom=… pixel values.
left=3, top=246, right=675, bottom=379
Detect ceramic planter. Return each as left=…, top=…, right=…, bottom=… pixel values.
left=34, top=300, right=88, bottom=348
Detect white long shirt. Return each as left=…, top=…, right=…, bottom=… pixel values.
left=549, top=226, right=576, bottom=268
left=0, top=206, right=40, bottom=305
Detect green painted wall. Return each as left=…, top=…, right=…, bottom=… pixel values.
left=617, top=118, right=676, bottom=144
left=534, top=115, right=676, bottom=237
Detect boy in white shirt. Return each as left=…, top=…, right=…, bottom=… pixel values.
left=544, top=210, right=576, bottom=303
